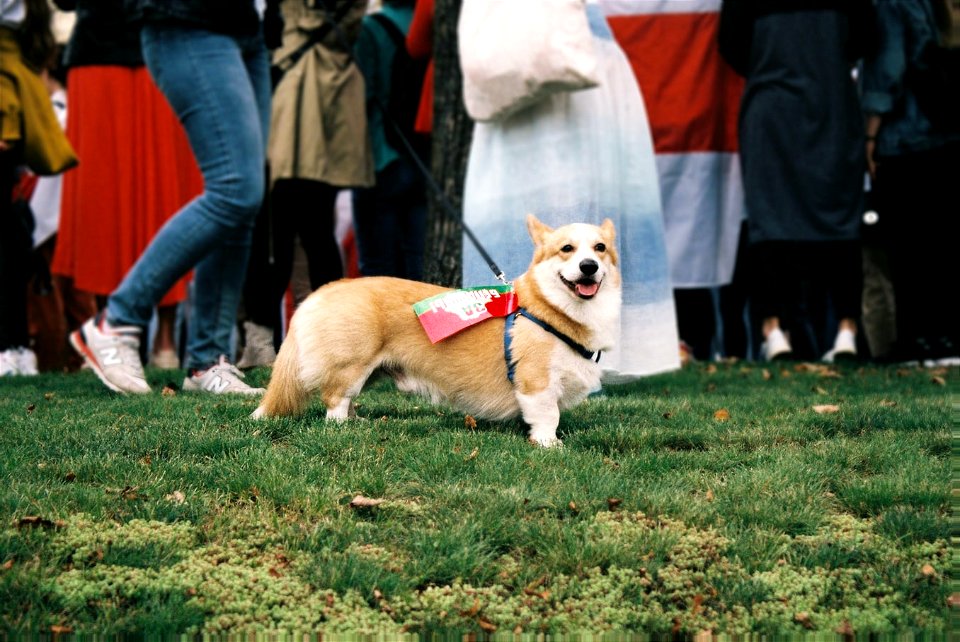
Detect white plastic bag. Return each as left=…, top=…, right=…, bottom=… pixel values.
left=458, top=0, right=600, bottom=122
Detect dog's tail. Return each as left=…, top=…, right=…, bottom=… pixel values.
left=252, top=330, right=308, bottom=419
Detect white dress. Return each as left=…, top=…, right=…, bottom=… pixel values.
left=461, top=1, right=680, bottom=381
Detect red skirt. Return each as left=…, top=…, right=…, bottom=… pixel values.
left=52, top=65, right=203, bottom=306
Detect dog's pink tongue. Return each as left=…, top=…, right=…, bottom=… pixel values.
left=577, top=282, right=600, bottom=297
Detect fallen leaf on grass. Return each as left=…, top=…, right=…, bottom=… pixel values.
left=713, top=408, right=730, bottom=421
left=63, top=471, right=76, bottom=482
left=17, top=516, right=56, bottom=530
left=44, top=392, right=55, bottom=400
left=794, top=612, right=814, bottom=629
left=49, top=625, right=73, bottom=635
left=921, top=563, right=937, bottom=577
left=161, top=385, right=177, bottom=397
left=26, top=404, right=35, bottom=414
left=947, top=593, right=960, bottom=608
left=464, top=447, right=479, bottom=462
left=2, top=559, right=13, bottom=570
left=930, top=376, right=946, bottom=386
left=705, top=489, right=715, bottom=502
left=464, top=415, right=477, bottom=429
left=477, top=618, right=497, bottom=633
left=607, top=497, right=622, bottom=511
left=349, top=495, right=385, bottom=509
left=165, top=490, right=186, bottom=505
left=812, top=404, right=841, bottom=414
left=879, top=400, right=897, bottom=407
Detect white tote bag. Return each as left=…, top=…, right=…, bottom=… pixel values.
left=458, top=0, right=600, bottom=122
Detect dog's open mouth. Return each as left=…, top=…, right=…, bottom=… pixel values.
left=561, top=275, right=601, bottom=299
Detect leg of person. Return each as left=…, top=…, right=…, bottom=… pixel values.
left=0, top=160, right=32, bottom=376
left=149, top=304, right=181, bottom=369
left=674, top=287, right=717, bottom=363
left=291, top=180, right=343, bottom=290
left=821, top=240, right=862, bottom=363
left=71, top=25, right=271, bottom=394
left=352, top=181, right=399, bottom=277
left=750, top=241, right=794, bottom=361
left=395, top=158, right=428, bottom=281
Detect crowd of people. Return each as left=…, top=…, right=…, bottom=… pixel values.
left=1, top=0, right=957, bottom=390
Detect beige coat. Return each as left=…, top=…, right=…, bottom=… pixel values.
left=268, top=0, right=373, bottom=188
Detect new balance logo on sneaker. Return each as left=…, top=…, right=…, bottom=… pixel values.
left=182, top=356, right=265, bottom=396
left=70, top=316, right=151, bottom=394
left=99, top=347, right=123, bottom=366
left=204, top=375, right=231, bottom=394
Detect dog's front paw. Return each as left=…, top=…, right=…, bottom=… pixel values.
left=528, top=433, right=563, bottom=448
left=251, top=405, right=266, bottom=419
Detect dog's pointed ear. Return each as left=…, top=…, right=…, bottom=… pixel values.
left=526, top=214, right=553, bottom=246
left=600, top=218, right=616, bottom=243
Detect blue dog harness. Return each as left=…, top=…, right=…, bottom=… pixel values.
left=503, top=307, right=601, bottom=383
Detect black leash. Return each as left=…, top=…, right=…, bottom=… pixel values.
left=309, top=0, right=508, bottom=283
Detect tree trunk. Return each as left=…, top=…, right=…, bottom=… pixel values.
left=422, top=0, right=472, bottom=287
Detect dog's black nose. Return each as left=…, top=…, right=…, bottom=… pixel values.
left=580, top=259, right=599, bottom=275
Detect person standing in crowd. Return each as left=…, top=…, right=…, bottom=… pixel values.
left=70, top=0, right=271, bottom=395
left=860, top=0, right=959, bottom=365
left=461, top=0, right=681, bottom=380
left=351, top=0, right=428, bottom=280
left=1, top=0, right=77, bottom=376
left=50, top=0, right=204, bottom=371
left=236, top=0, right=372, bottom=370
left=719, top=0, right=878, bottom=362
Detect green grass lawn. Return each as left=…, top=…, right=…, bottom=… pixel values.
left=0, top=361, right=952, bottom=639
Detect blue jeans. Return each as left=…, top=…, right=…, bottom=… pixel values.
left=106, top=24, right=271, bottom=370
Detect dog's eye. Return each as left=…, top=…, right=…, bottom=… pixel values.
left=594, top=243, right=606, bottom=252
left=560, top=244, right=574, bottom=253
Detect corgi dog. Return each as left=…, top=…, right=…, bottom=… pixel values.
left=252, top=214, right=621, bottom=447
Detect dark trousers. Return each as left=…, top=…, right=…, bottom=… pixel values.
left=750, top=240, right=863, bottom=360
left=873, top=141, right=960, bottom=360
left=242, top=178, right=342, bottom=330
left=0, top=157, right=31, bottom=351
left=352, top=157, right=427, bottom=281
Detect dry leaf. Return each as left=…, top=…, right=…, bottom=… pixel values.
left=165, top=490, right=186, bottom=505
left=17, top=516, right=55, bottom=530
left=607, top=497, right=622, bottom=511
left=49, top=625, right=73, bottom=635
left=814, top=386, right=828, bottom=395
left=947, top=593, right=960, bottom=608
left=26, top=404, right=35, bottom=414
left=813, top=404, right=841, bottom=414
left=835, top=620, right=854, bottom=637
left=2, top=559, right=13, bottom=570
left=705, top=364, right=717, bottom=374
left=464, top=447, right=479, bottom=462
left=762, top=368, right=772, bottom=381
left=44, top=392, right=55, bottom=400
left=930, top=376, right=946, bottom=386
left=464, top=415, right=477, bottom=429
left=139, top=455, right=152, bottom=466
left=63, top=472, right=76, bottom=482
left=921, top=563, right=936, bottom=577
left=349, top=495, right=385, bottom=509
left=477, top=618, right=497, bottom=633
left=161, top=385, right=177, bottom=397
left=713, top=408, right=730, bottom=421
left=568, top=501, right=578, bottom=513
left=794, top=612, right=813, bottom=629
left=705, top=488, right=715, bottom=502
left=879, top=399, right=897, bottom=407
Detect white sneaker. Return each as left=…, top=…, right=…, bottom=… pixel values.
left=236, top=321, right=277, bottom=369
left=822, top=328, right=857, bottom=363
left=16, top=347, right=39, bottom=375
left=761, top=327, right=793, bottom=361
left=183, top=356, right=265, bottom=395
left=0, top=349, right=20, bottom=376
left=70, top=316, right=150, bottom=394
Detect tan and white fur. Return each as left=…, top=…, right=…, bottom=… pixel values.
left=252, top=214, right=621, bottom=447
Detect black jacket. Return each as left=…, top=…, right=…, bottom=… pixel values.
left=54, top=0, right=143, bottom=67
left=124, top=0, right=262, bottom=37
